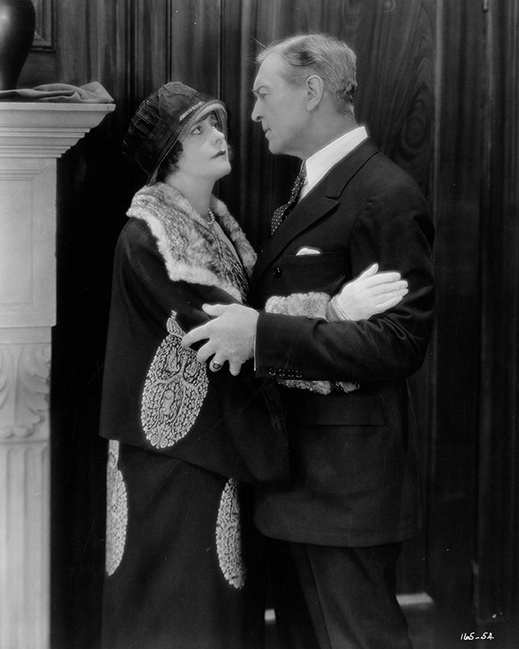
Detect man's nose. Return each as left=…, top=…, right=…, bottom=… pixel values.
left=251, top=100, right=261, bottom=122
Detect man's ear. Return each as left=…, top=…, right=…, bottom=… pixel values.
left=305, top=75, right=325, bottom=111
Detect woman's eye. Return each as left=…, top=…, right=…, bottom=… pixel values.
left=191, top=125, right=202, bottom=135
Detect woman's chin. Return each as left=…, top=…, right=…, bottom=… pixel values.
left=216, top=161, right=232, bottom=179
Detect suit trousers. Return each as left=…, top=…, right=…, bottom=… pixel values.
left=268, top=538, right=413, bottom=649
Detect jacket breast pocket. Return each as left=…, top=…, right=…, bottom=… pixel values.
left=275, top=252, right=346, bottom=294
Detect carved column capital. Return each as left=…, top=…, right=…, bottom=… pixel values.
left=0, top=339, right=51, bottom=441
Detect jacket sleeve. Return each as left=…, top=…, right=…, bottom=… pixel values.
left=254, top=180, right=435, bottom=384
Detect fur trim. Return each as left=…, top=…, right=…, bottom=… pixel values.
left=128, top=183, right=255, bottom=302
left=265, top=292, right=331, bottom=318
left=264, top=292, right=359, bottom=396
left=210, top=196, right=256, bottom=278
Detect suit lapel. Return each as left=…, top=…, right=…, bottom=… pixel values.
left=250, top=138, right=380, bottom=290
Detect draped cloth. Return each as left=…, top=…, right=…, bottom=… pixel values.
left=0, top=81, right=114, bottom=102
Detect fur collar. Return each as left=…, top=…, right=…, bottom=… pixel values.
left=127, top=182, right=256, bottom=301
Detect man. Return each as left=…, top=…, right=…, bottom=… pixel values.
left=182, top=33, right=434, bottom=649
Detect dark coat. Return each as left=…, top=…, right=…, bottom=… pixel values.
left=249, top=138, right=435, bottom=547
left=100, top=182, right=288, bottom=487
left=99, top=183, right=289, bottom=649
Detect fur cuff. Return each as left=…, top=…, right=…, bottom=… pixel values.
left=264, top=292, right=359, bottom=395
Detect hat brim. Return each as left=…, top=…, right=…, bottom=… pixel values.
left=147, top=99, right=227, bottom=185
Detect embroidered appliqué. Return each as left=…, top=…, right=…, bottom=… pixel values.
left=141, top=315, right=208, bottom=448
left=216, top=478, right=246, bottom=590
left=105, top=440, right=128, bottom=576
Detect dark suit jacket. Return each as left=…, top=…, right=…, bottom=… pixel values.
left=249, top=138, right=435, bottom=547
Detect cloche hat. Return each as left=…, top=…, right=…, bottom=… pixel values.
left=122, top=81, right=227, bottom=185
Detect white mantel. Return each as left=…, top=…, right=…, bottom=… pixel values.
left=0, top=102, right=115, bottom=649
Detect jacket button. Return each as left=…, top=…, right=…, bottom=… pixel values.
left=273, top=266, right=282, bottom=278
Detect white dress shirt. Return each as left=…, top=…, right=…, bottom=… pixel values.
left=299, top=126, right=368, bottom=200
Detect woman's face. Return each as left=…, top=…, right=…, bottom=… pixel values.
left=176, top=113, right=231, bottom=183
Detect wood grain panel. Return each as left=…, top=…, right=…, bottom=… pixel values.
left=167, top=0, right=222, bottom=95
left=130, top=0, right=170, bottom=105
left=425, top=0, right=484, bottom=607
left=476, top=0, right=519, bottom=631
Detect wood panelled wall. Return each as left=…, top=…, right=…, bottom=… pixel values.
left=426, top=0, right=484, bottom=609
left=477, top=0, right=519, bottom=643
left=18, top=0, right=519, bottom=647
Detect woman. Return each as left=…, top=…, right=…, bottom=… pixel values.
left=100, top=81, right=407, bottom=649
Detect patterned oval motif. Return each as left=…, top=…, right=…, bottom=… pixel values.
left=141, top=315, right=209, bottom=448
left=105, top=441, right=128, bottom=576
left=216, top=478, right=246, bottom=590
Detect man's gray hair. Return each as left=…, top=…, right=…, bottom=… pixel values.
left=257, top=33, right=357, bottom=115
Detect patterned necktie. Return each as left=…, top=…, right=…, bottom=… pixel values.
left=270, top=163, right=307, bottom=234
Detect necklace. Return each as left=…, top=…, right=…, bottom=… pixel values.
left=208, top=208, right=225, bottom=259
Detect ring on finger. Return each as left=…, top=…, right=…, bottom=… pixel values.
left=210, top=360, right=222, bottom=372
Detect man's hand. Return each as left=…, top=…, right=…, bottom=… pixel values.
left=181, top=303, right=259, bottom=376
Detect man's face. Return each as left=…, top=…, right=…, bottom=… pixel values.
left=251, top=53, right=309, bottom=158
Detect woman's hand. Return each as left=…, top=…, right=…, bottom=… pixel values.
left=327, top=263, right=408, bottom=322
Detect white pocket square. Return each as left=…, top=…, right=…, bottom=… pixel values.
left=295, top=246, right=322, bottom=256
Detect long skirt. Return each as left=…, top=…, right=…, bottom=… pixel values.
left=101, top=441, right=267, bottom=649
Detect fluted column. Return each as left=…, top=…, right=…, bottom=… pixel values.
left=0, top=102, right=114, bottom=649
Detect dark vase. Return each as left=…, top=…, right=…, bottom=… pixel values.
left=0, top=0, right=36, bottom=90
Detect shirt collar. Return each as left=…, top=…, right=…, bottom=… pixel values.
left=301, top=126, right=368, bottom=198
